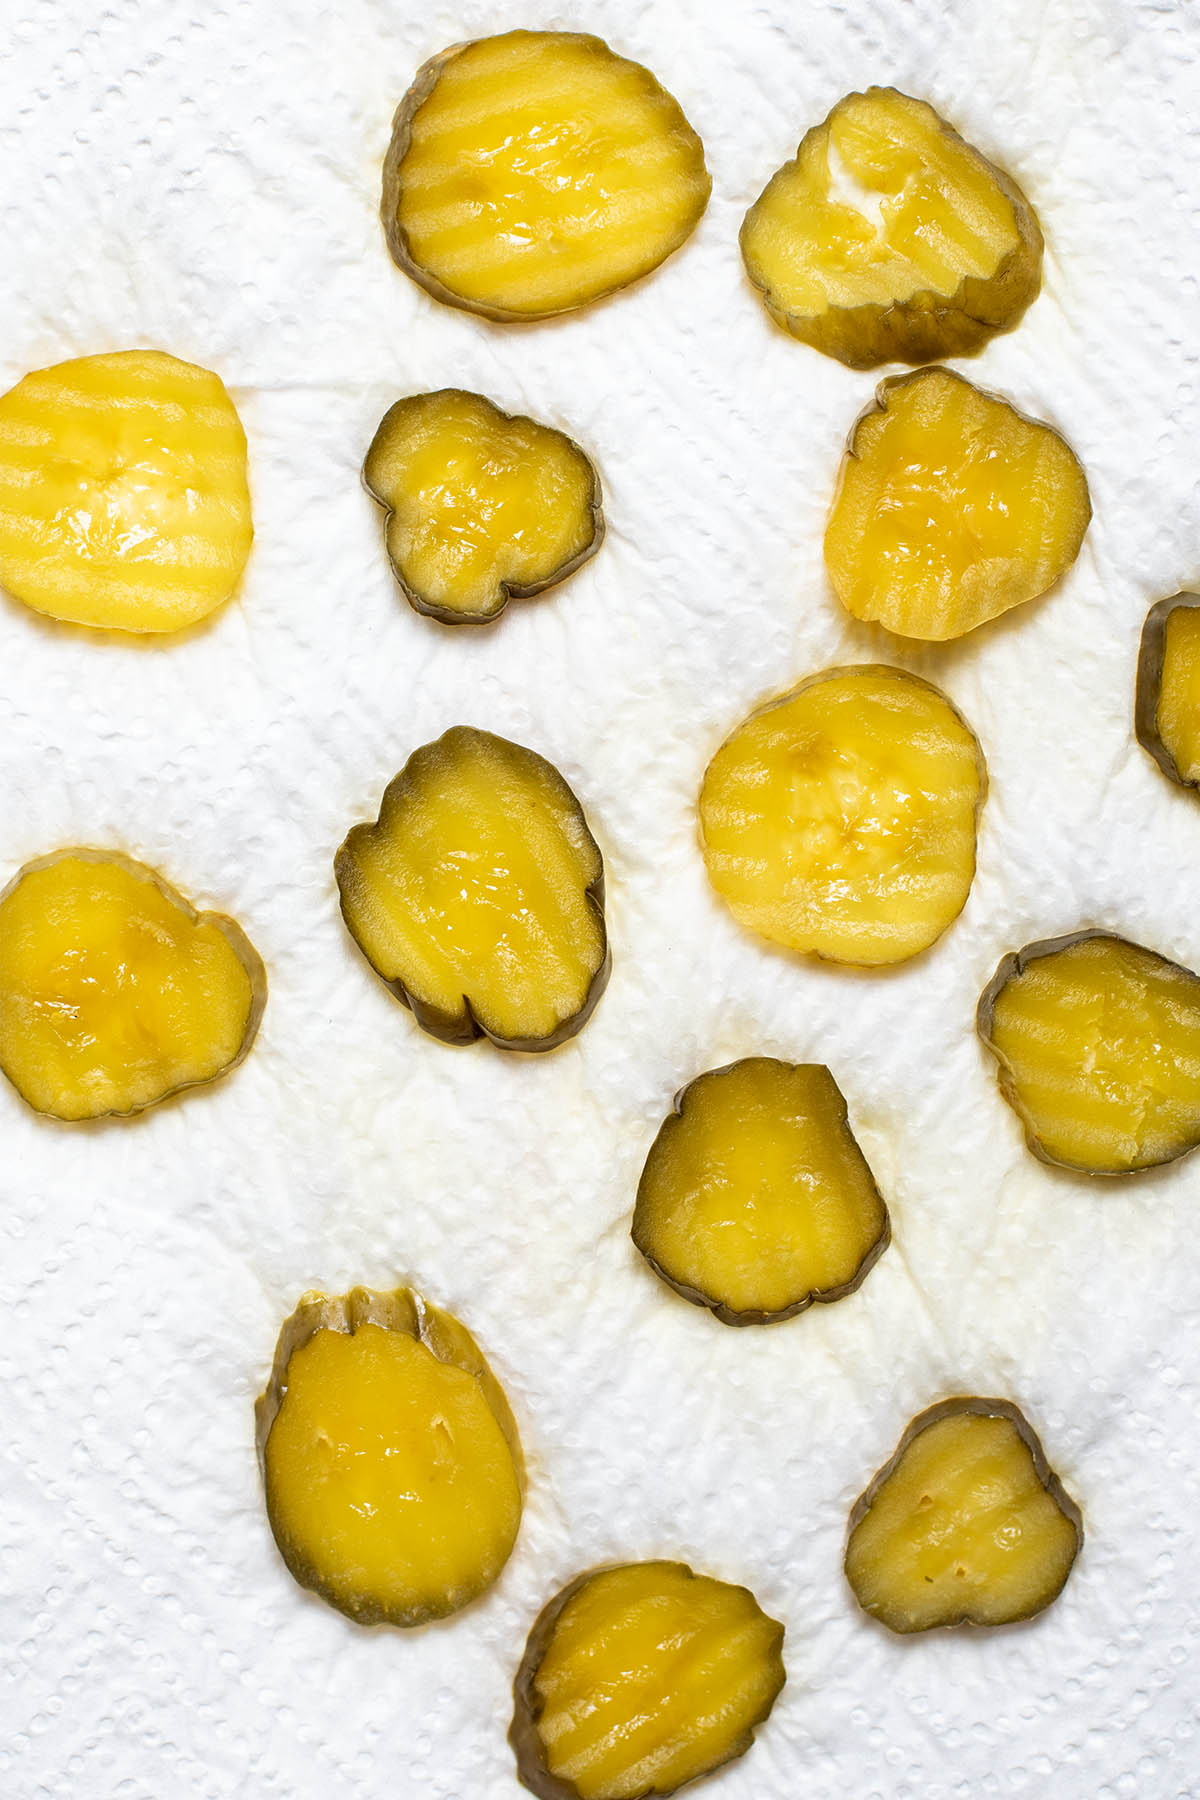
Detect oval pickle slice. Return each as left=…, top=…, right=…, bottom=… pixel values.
left=825, top=366, right=1091, bottom=641
left=364, top=390, right=603, bottom=625
left=336, top=727, right=609, bottom=1050
left=382, top=30, right=710, bottom=321
left=633, top=1059, right=889, bottom=1325
left=741, top=87, right=1043, bottom=370
left=978, top=929, right=1200, bottom=1174
left=0, top=349, right=252, bottom=633
left=510, top=1561, right=784, bottom=1800
left=257, top=1285, right=524, bottom=1628
left=1135, top=592, right=1200, bottom=791
left=700, top=665, right=985, bottom=966
left=845, top=1397, right=1082, bottom=1633
left=0, top=848, right=265, bottom=1121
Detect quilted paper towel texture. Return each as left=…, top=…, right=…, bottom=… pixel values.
left=2, top=0, right=1200, bottom=1796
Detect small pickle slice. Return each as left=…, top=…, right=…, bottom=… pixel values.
left=632, top=1059, right=889, bottom=1325
left=978, top=930, right=1200, bottom=1174
left=845, top=1398, right=1082, bottom=1633
left=335, top=726, right=609, bottom=1050
left=825, top=366, right=1091, bottom=641
left=1135, top=593, right=1200, bottom=790
left=258, top=1286, right=524, bottom=1627
left=700, top=665, right=985, bottom=966
left=364, top=390, right=603, bottom=625
left=0, top=349, right=252, bottom=632
left=382, top=30, right=710, bottom=321
left=741, top=87, right=1043, bottom=370
left=510, top=1561, right=784, bottom=1800
left=0, top=849, right=265, bottom=1121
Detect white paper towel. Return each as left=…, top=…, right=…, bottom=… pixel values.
left=2, top=1, right=1199, bottom=1796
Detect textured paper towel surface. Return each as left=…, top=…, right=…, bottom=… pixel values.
left=2, top=1, right=1200, bottom=1796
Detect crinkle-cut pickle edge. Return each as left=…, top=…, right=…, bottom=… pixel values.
left=1135, top=592, right=1200, bottom=791
left=846, top=1396, right=1084, bottom=1632
left=633, top=1058, right=891, bottom=1326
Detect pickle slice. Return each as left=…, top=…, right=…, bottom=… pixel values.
left=335, top=726, right=608, bottom=1050
left=257, top=1286, right=524, bottom=1628
left=632, top=1059, right=889, bottom=1325
left=510, top=1561, right=784, bottom=1800
left=825, top=366, right=1091, bottom=641
left=741, top=87, right=1043, bottom=370
left=363, top=390, right=603, bottom=625
left=845, top=1398, right=1082, bottom=1633
left=978, top=930, right=1200, bottom=1174
left=382, top=30, right=710, bottom=321
left=1135, top=593, right=1200, bottom=791
left=0, top=349, right=252, bottom=633
left=0, top=849, right=265, bottom=1121
left=700, top=664, right=985, bottom=967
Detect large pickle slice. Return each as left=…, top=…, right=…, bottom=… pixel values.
left=510, top=1561, right=784, bottom=1800
left=0, top=349, right=252, bottom=633
left=382, top=30, right=710, bottom=321
left=632, top=1059, right=889, bottom=1325
left=1135, top=593, right=1200, bottom=791
left=363, top=390, right=603, bottom=625
left=700, top=665, right=985, bottom=966
left=978, top=930, right=1200, bottom=1174
left=845, top=1398, right=1082, bottom=1633
left=257, top=1285, right=524, bottom=1628
left=0, top=849, right=265, bottom=1121
left=335, top=726, right=609, bottom=1050
left=825, top=367, right=1090, bottom=641
left=740, top=88, right=1043, bottom=370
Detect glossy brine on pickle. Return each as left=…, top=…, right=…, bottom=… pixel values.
left=511, top=1561, right=784, bottom=1799
left=700, top=665, right=985, bottom=966
left=1135, top=593, right=1200, bottom=790
left=741, top=87, right=1043, bottom=369
left=336, top=727, right=608, bottom=1050
left=633, top=1059, right=889, bottom=1324
left=383, top=31, right=710, bottom=320
left=825, top=367, right=1091, bottom=641
left=364, top=390, right=602, bottom=624
left=978, top=930, right=1200, bottom=1174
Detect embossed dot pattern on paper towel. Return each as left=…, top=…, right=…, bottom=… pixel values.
left=1, top=2, right=1200, bottom=1797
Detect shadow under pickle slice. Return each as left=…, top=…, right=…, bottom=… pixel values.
left=1135, top=592, right=1200, bottom=791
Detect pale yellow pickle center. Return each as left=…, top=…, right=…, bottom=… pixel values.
left=1158, top=608, right=1200, bottom=782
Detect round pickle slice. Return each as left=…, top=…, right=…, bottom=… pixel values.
left=845, top=1397, right=1083, bottom=1633
left=0, top=349, right=252, bottom=633
left=363, top=390, right=603, bottom=625
left=741, top=87, right=1043, bottom=370
left=825, top=366, right=1091, bottom=641
left=632, top=1059, right=889, bottom=1325
left=699, top=665, right=986, bottom=966
left=335, top=727, right=609, bottom=1050
left=257, top=1285, right=524, bottom=1628
left=1135, top=593, right=1200, bottom=791
left=510, top=1561, right=785, bottom=1800
left=978, top=930, right=1200, bottom=1174
left=382, top=30, right=710, bottom=321
left=0, top=849, right=265, bottom=1121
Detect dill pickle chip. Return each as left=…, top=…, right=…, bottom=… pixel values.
left=1136, top=593, right=1200, bottom=791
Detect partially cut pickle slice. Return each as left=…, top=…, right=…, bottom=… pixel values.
left=978, top=930, right=1200, bottom=1174
left=699, top=665, right=985, bottom=966
left=1135, top=593, right=1200, bottom=791
left=632, top=1059, right=889, bottom=1324
left=740, top=87, right=1043, bottom=370
left=845, top=1397, right=1083, bottom=1633
left=382, top=30, right=710, bottom=321
left=0, top=849, right=265, bottom=1121
left=0, top=349, right=252, bottom=632
left=825, top=367, right=1091, bottom=641
left=510, top=1561, right=785, bottom=1800
left=335, top=727, right=609, bottom=1050
left=257, top=1285, right=524, bottom=1628
left=363, top=390, right=603, bottom=625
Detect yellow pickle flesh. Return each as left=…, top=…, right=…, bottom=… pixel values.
left=1136, top=593, right=1200, bottom=789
